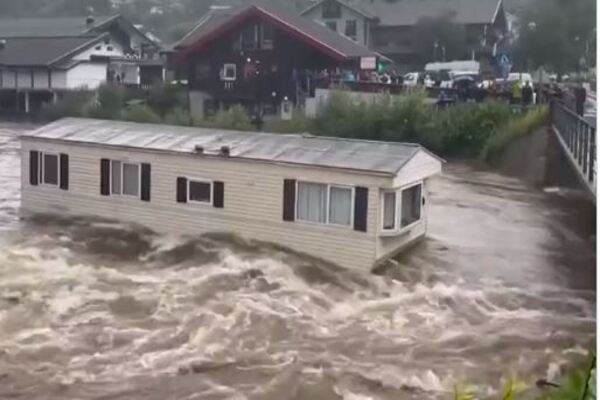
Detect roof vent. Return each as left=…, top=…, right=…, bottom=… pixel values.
left=86, top=15, right=95, bottom=27
left=220, top=146, right=230, bottom=156
left=194, top=145, right=204, bottom=154
left=0, top=39, right=5, bottom=50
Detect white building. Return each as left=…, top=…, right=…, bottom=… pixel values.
left=20, top=118, right=443, bottom=270
left=0, top=15, right=163, bottom=113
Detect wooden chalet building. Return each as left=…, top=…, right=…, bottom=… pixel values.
left=173, top=3, right=383, bottom=118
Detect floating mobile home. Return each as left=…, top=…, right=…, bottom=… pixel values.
left=20, top=118, right=442, bottom=270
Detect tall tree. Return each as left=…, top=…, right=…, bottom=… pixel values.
left=515, top=0, right=595, bottom=74
left=412, top=13, right=467, bottom=65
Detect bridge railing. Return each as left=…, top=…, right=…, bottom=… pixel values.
left=550, top=100, right=596, bottom=192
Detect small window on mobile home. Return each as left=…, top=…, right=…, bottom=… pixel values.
left=189, top=180, right=212, bottom=203
left=400, top=184, right=422, bottom=228
left=122, top=163, right=140, bottom=197
left=297, top=182, right=327, bottom=223
left=329, top=186, right=352, bottom=226
left=382, top=191, right=396, bottom=230
left=42, top=153, right=59, bottom=185
left=111, top=160, right=121, bottom=194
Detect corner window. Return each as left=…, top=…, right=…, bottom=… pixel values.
left=322, top=0, right=341, bottom=18
left=110, top=160, right=140, bottom=197
left=296, top=181, right=353, bottom=226
left=325, top=21, right=338, bottom=32
left=189, top=180, right=212, bottom=203
left=41, top=153, right=59, bottom=185
left=345, top=20, right=357, bottom=40
left=382, top=191, right=396, bottom=230
left=401, top=184, right=422, bottom=228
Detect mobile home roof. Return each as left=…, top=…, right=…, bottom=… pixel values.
left=23, top=118, right=438, bottom=175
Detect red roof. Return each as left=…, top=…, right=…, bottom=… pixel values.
left=175, top=4, right=379, bottom=62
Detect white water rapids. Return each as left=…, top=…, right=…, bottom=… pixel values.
left=0, top=123, right=595, bottom=399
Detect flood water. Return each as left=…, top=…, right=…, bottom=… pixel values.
left=0, top=122, right=595, bottom=399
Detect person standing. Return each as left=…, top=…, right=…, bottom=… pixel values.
left=575, top=83, right=587, bottom=116
left=522, top=81, right=533, bottom=106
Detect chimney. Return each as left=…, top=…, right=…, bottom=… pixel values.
left=86, top=15, right=95, bottom=27
left=220, top=146, right=230, bottom=156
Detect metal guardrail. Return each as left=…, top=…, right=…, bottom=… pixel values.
left=551, top=100, right=596, bottom=195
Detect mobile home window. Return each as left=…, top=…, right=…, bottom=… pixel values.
left=328, top=186, right=352, bottom=226
left=297, top=182, right=327, bottom=223
left=382, top=191, right=396, bottom=230
left=401, top=184, right=422, bottom=228
left=189, top=180, right=212, bottom=203
left=110, top=160, right=140, bottom=197
left=42, top=153, right=59, bottom=185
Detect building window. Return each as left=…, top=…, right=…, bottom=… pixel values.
left=400, top=184, right=422, bottom=228
left=41, top=153, right=59, bottom=185
left=222, top=63, right=236, bottom=81
left=261, top=24, right=274, bottom=49
left=382, top=191, right=396, bottom=230
left=296, top=182, right=353, bottom=226
left=241, top=24, right=258, bottom=50
left=322, top=0, right=341, bottom=18
left=325, top=21, right=338, bottom=32
left=345, top=20, right=357, bottom=40
left=328, top=186, right=352, bottom=226
left=110, top=160, right=140, bottom=197
left=189, top=179, right=212, bottom=203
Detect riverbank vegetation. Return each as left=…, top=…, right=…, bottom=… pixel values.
left=454, top=354, right=595, bottom=400
left=39, top=85, right=548, bottom=161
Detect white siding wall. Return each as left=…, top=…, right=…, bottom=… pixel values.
left=51, top=70, right=67, bottom=89
left=0, top=69, right=16, bottom=88
left=21, top=139, right=392, bottom=271
left=73, top=38, right=125, bottom=61
left=33, top=70, right=49, bottom=89
left=16, top=69, right=31, bottom=88
left=303, top=3, right=368, bottom=46
left=66, top=63, right=108, bottom=89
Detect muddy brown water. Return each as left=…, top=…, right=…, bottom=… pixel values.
left=0, top=123, right=595, bottom=399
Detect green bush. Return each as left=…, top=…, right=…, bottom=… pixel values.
left=122, top=104, right=162, bottom=124
left=38, top=90, right=94, bottom=121
left=263, top=111, right=313, bottom=133
left=88, top=84, right=126, bottom=119
left=311, top=90, right=514, bottom=157
left=480, top=106, right=549, bottom=163
left=147, top=84, right=187, bottom=116
left=194, top=105, right=254, bottom=131
left=164, top=106, right=192, bottom=126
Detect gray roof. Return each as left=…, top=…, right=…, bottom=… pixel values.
left=0, top=35, right=105, bottom=67
left=313, top=0, right=502, bottom=27
left=175, top=3, right=379, bottom=60
left=23, top=118, right=439, bottom=176
left=0, top=16, right=118, bottom=38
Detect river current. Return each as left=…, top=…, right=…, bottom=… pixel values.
left=0, top=122, right=595, bottom=399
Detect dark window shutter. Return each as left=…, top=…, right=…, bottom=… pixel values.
left=354, top=186, right=368, bottom=232
left=213, top=181, right=224, bottom=208
left=59, top=153, right=69, bottom=190
left=176, top=177, right=187, bottom=203
left=283, top=179, right=296, bottom=221
left=141, top=163, right=151, bottom=201
left=100, top=158, right=110, bottom=196
left=29, top=150, right=39, bottom=186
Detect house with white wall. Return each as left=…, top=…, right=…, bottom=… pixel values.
left=20, top=118, right=443, bottom=270
left=0, top=15, right=163, bottom=113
